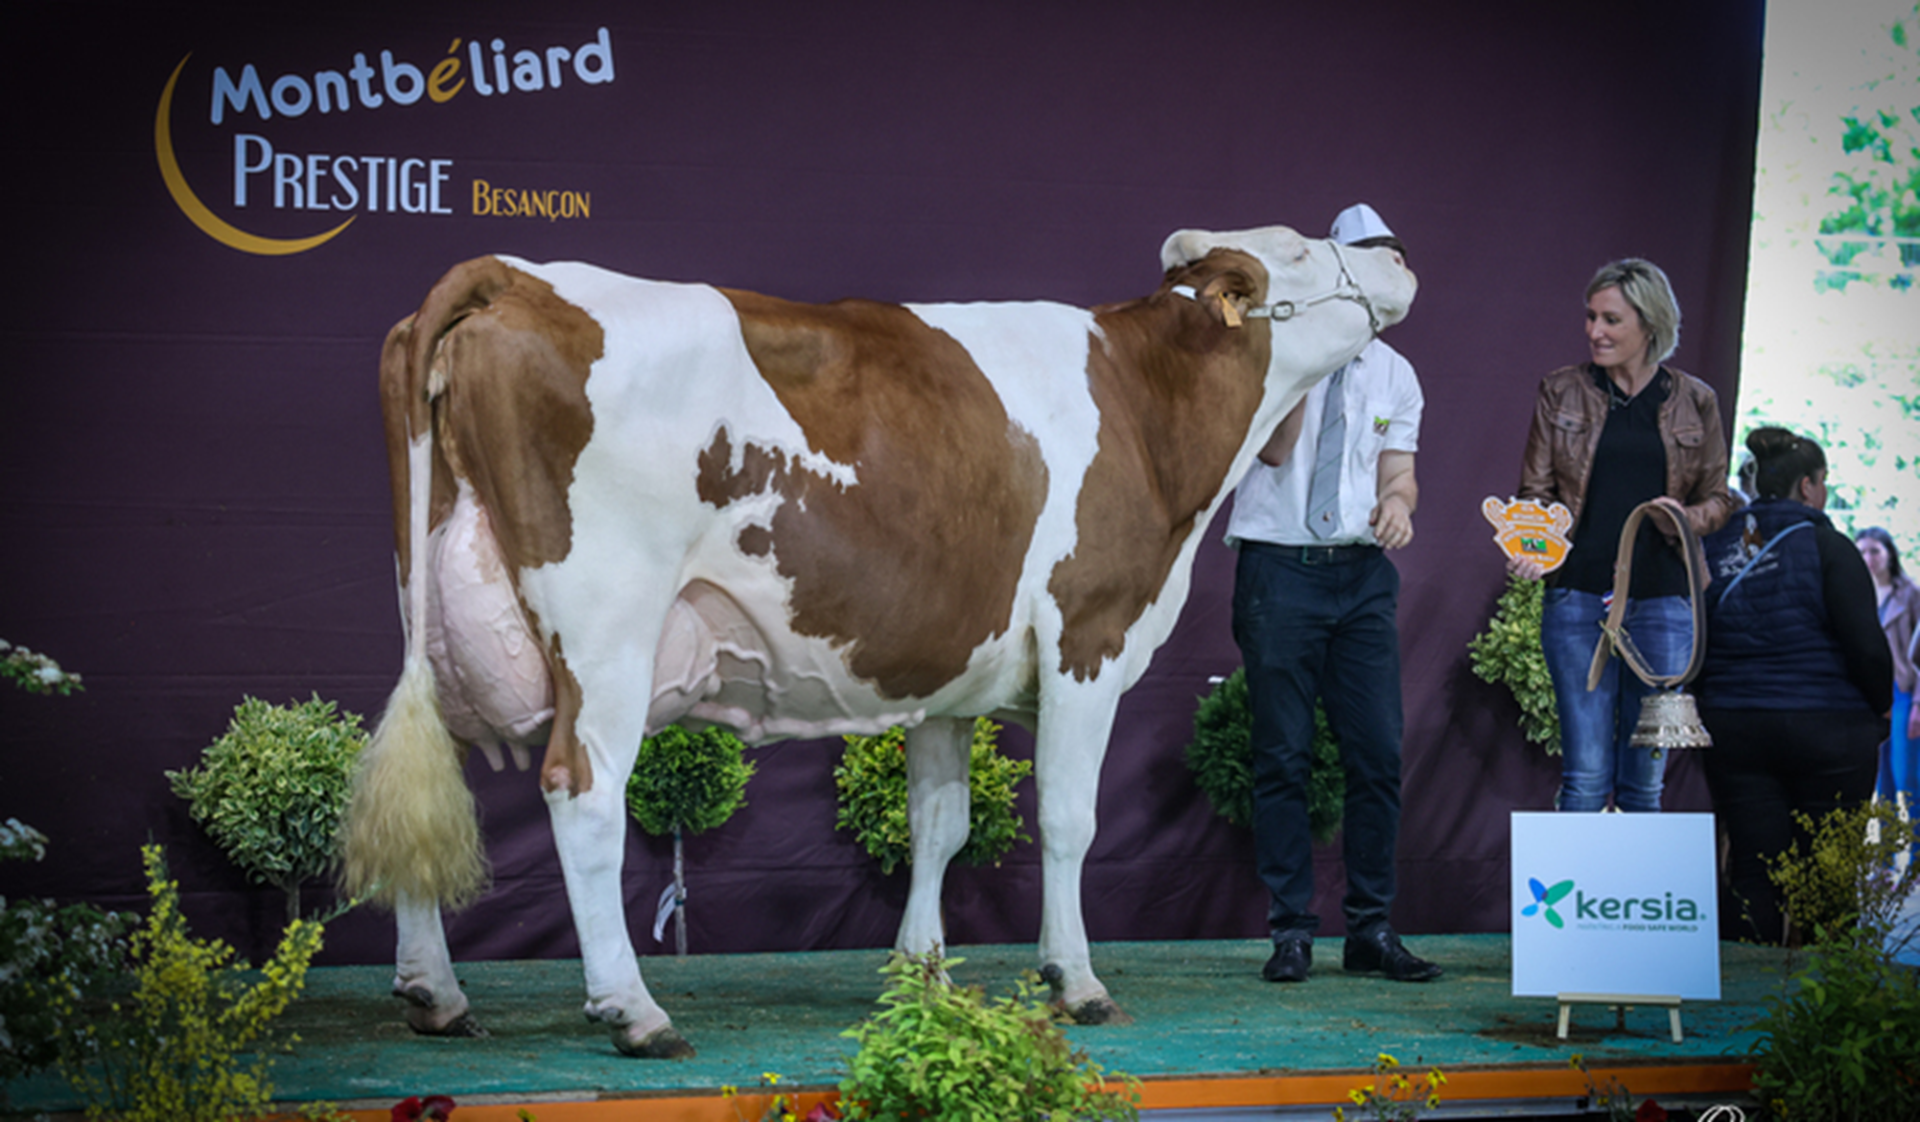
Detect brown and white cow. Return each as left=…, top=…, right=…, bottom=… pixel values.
left=340, top=225, right=1415, bottom=1057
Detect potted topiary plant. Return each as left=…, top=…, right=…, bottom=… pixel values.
left=833, top=717, right=1031, bottom=875
left=623, top=724, right=755, bottom=956
left=166, top=695, right=366, bottom=925
left=1185, top=668, right=1344, bottom=844
left=1466, top=575, right=1561, bottom=754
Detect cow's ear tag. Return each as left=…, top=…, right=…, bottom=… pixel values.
left=1218, top=293, right=1243, bottom=328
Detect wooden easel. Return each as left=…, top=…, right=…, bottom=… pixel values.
left=1557, top=992, right=1684, bottom=1043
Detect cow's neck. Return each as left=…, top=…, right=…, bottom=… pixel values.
left=1088, top=304, right=1271, bottom=533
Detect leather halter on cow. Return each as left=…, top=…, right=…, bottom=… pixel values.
left=340, top=224, right=1416, bottom=1057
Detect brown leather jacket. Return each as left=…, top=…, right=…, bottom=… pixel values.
left=1518, top=363, right=1737, bottom=539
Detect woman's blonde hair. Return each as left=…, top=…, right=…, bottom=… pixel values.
left=1587, top=258, right=1682, bottom=364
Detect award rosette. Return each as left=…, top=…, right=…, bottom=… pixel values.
left=1482, top=496, right=1573, bottom=573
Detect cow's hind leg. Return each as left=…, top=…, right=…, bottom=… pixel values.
left=543, top=664, right=693, bottom=1059
left=1033, top=686, right=1132, bottom=1025
left=394, top=892, right=486, bottom=1036
left=897, top=717, right=972, bottom=959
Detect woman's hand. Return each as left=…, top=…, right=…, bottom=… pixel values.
left=1649, top=495, right=1690, bottom=542
left=1506, top=555, right=1547, bottom=581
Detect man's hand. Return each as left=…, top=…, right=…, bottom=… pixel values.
left=1371, top=450, right=1418, bottom=550
left=1370, top=494, right=1414, bottom=549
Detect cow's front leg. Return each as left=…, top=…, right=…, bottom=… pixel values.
left=393, top=891, right=485, bottom=1036
left=1033, top=689, right=1132, bottom=1025
left=897, top=717, right=972, bottom=959
left=546, top=777, right=691, bottom=1057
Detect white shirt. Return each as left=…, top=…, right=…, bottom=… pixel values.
left=1225, top=337, right=1424, bottom=548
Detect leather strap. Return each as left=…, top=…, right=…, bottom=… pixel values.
left=1585, top=500, right=1708, bottom=692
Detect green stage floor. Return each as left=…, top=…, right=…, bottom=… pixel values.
left=2, top=935, right=1786, bottom=1113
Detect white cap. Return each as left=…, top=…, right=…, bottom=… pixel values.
left=1330, top=203, right=1395, bottom=245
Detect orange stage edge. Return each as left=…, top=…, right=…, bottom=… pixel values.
left=338, top=1063, right=1754, bottom=1122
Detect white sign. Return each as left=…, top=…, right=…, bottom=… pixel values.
left=1510, top=812, right=1720, bottom=1000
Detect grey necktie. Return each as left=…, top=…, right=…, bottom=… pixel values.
left=1306, top=365, right=1348, bottom=540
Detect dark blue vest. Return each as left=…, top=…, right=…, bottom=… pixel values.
left=1697, top=499, right=1868, bottom=711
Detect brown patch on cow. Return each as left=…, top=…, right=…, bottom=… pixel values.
left=704, top=290, right=1047, bottom=700
left=539, top=645, right=590, bottom=796
left=428, top=264, right=603, bottom=572
left=1047, top=250, right=1273, bottom=679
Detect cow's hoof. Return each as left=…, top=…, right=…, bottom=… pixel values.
left=613, top=1024, right=696, bottom=1059
left=1062, top=997, right=1133, bottom=1026
left=1037, top=963, right=1132, bottom=1025
left=395, top=984, right=486, bottom=1035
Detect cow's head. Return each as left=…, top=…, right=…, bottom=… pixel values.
left=1158, top=224, right=1416, bottom=383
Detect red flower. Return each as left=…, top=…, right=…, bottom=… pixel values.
left=392, top=1095, right=457, bottom=1122
left=1634, top=1100, right=1668, bottom=1122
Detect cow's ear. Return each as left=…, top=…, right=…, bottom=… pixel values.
left=1198, top=268, right=1259, bottom=328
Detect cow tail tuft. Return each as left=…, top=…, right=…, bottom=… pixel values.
left=339, top=654, right=487, bottom=909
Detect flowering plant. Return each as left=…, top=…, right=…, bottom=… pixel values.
left=0, top=638, right=83, bottom=696
left=1332, top=1053, right=1445, bottom=1122
left=49, top=844, right=325, bottom=1122
left=722, top=1072, right=837, bottom=1122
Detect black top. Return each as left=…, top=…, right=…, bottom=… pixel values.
left=1559, top=367, right=1689, bottom=597
left=1813, top=520, right=1897, bottom=714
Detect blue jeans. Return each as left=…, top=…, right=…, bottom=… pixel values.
left=1878, top=686, right=1916, bottom=809
left=1541, top=588, right=1692, bottom=812
left=1233, top=543, right=1404, bottom=939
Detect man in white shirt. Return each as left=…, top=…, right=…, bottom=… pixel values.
left=1227, top=203, right=1440, bottom=984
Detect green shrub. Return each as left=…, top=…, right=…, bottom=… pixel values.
left=1466, top=576, right=1560, bottom=755
left=48, top=844, right=326, bottom=1122
left=1185, top=668, right=1343, bottom=844
left=834, top=718, right=1031, bottom=875
left=1747, top=801, right=1920, bottom=1119
left=837, top=950, right=1139, bottom=1122
left=1748, top=934, right=1920, bottom=1120
left=0, top=820, right=133, bottom=1090
left=167, top=696, right=367, bottom=924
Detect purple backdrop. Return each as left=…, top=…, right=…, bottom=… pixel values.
left=1, top=0, right=1762, bottom=967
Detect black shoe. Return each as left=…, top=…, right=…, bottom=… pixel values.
left=1343, top=928, right=1442, bottom=982
left=1261, top=937, right=1312, bottom=983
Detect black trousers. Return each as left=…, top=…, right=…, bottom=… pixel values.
left=1699, top=706, right=1883, bottom=944
left=1233, top=543, right=1403, bottom=940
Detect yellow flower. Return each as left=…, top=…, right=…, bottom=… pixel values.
left=763, top=1072, right=781, bottom=1085
left=1348, top=1088, right=1367, bottom=1105
left=721, top=1086, right=738, bottom=1098
left=1376, top=1052, right=1399, bottom=1068
left=1428, top=1068, right=1447, bottom=1086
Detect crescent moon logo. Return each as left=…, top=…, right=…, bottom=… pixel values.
left=156, top=55, right=354, bottom=255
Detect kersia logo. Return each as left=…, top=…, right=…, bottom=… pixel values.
left=1520, top=875, right=1707, bottom=933
left=1521, top=877, right=1575, bottom=928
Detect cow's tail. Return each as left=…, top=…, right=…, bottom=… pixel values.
left=340, top=267, right=511, bottom=911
